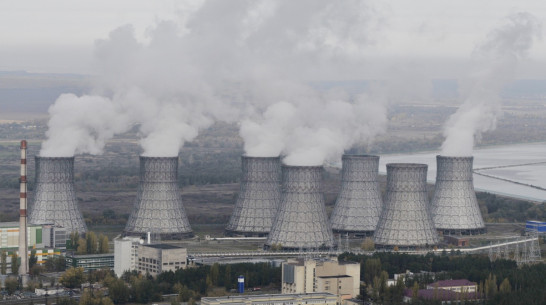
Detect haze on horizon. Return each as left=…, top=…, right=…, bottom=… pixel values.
left=1, top=0, right=545, bottom=79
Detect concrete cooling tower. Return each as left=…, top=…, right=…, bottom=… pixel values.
left=29, top=157, right=87, bottom=233
left=225, top=156, right=281, bottom=237
left=431, top=156, right=486, bottom=235
left=330, top=155, right=382, bottom=236
left=374, top=163, right=439, bottom=249
left=124, top=156, right=193, bottom=239
left=265, top=166, right=335, bottom=250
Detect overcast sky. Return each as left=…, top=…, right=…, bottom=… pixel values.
left=1, top=0, right=545, bottom=78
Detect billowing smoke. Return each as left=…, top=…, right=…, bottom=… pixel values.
left=441, top=12, right=541, bottom=156
left=40, top=0, right=388, bottom=160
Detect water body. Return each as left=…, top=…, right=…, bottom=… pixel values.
left=378, top=142, right=546, bottom=202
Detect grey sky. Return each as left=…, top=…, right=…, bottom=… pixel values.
left=1, top=0, right=545, bottom=77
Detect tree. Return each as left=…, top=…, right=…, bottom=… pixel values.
left=4, top=277, right=18, bottom=295
left=57, top=297, right=78, bottom=305
left=210, top=263, right=219, bottom=286
left=499, top=277, right=511, bottom=294
left=69, top=230, right=79, bottom=250
left=11, top=253, right=20, bottom=275
left=361, top=237, right=375, bottom=251
left=364, top=258, right=382, bottom=285
left=86, top=232, right=99, bottom=254
left=29, top=250, right=37, bottom=269
left=411, top=281, right=419, bottom=302
left=99, top=234, right=109, bottom=254
left=77, top=237, right=88, bottom=255
left=80, top=290, right=115, bottom=305
left=485, top=273, right=497, bottom=299
left=107, top=278, right=130, bottom=304
left=30, top=264, right=45, bottom=276
left=224, top=265, right=232, bottom=290
left=1, top=251, right=6, bottom=275
left=59, top=267, right=85, bottom=289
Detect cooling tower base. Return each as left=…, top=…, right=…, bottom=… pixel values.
left=224, top=230, right=269, bottom=238
left=375, top=244, right=438, bottom=251
left=263, top=244, right=338, bottom=252
left=437, top=228, right=487, bottom=236
left=123, top=231, right=194, bottom=240
left=333, top=230, right=374, bottom=238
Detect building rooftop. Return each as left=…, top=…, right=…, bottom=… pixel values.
left=428, top=279, right=476, bottom=288
left=142, top=243, right=183, bottom=250
left=318, top=275, right=352, bottom=279
left=67, top=253, right=114, bottom=258
left=202, top=292, right=337, bottom=302
left=405, top=288, right=482, bottom=301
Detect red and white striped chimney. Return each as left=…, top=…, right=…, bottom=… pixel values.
left=18, top=140, right=29, bottom=282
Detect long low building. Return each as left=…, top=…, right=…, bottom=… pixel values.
left=201, top=292, right=338, bottom=305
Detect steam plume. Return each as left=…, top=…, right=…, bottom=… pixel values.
left=441, top=12, right=541, bottom=156
left=40, top=0, right=387, bottom=160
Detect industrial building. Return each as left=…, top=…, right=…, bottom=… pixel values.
left=431, top=156, right=486, bottom=235
left=113, top=236, right=141, bottom=277
left=281, top=257, right=360, bottom=303
left=525, top=220, right=546, bottom=234
left=65, top=253, right=114, bottom=272
left=137, top=243, right=188, bottom=276
left=201, top=292, right=337, bottom=305
left=124, top=156, right=193, bottom=239
left=330, top=155, right=382, bottom=236
left=0, top=222, right=67, bottom=250
left=374, top=163, right=439, bottom=249
left=29, top=156, right=87, bottom=234
left=266, top=166, right=335, bottom=250
left=226, top=156, right=281, bottom=237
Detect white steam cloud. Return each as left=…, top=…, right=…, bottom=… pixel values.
left=441, top=12, right=541, bottom=156
left=40, top=0, right=388, bottom=161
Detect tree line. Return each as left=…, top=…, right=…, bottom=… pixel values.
left=339, top=251, right=546, bottom=305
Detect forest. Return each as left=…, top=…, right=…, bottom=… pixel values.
left=339, top=252, right=546, bottom=305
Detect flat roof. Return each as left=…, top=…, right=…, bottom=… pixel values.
left=143, top=243, right=183, bottom=250
left=202, top=292, right=337, bottom=302
left=318, top=275, right=352, bottom=279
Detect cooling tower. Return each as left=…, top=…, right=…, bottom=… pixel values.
left=265, top=166, right=335, bottom=250
left=29, top=157, right=87, bottom=233
left=124, top=156, right=193, bottom=239
left=330, top=155, right=382, bottom=236
left=431, top=156, right=486, bottom=235
left=374, top=163, right=439, bottom=249
left=225, top=156, right=281, bottom=237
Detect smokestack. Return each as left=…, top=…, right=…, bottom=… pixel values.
left=124, top=156, right=193, bottom=239
left=29, top=157, right=87, bottom=234
left=431, top=156, right=486, bottom=235
left=226, top=156, right=281, bottom=237
left=373, top=163, right=439, bottom=249
left=265, top=165, right=335, bottom=250
left=330, top=155, right=382, bottom=236
left=18, top=140, right=29, bottom=285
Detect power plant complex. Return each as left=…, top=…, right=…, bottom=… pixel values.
left=20, top=145, right=488, bottom=251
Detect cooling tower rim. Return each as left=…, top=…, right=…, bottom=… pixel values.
left=241, top=154, right=281, bottom=160
left=35, top=156, right=75, bottom=161
left=436, top=155, right=473, bottom=160
left=342, top=154, right=379, bottom=160
left=281, top=164, right=324, bottom=170
left=386, top=163, right=427, bottom=169
left=139, top=155, right=178, bottom=161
